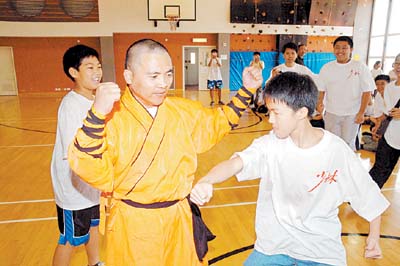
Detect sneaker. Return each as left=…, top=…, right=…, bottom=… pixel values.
left=218, top=101, right=224, bottom=105
left=210, top=101, right=214, bottom=106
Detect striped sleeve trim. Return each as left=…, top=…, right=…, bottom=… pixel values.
left=82, top=125, right=103, bottom=139
left=235, top=93, right=251, bottom=106
left=227, top=101, right=246, bottom=117
left=74, top=140, right=103, bottom=153
left=229, top=121, right=239, bottom=129
left=239, top=86, right=253, bottom=98
left=87, top=108, right=105, bottom=125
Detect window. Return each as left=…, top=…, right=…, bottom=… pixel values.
left=368, top=0, right=400, bottom=73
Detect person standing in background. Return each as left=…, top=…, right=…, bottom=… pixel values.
left=371, top=61, right=383, bottom=79
left=317, top=36, right=375, bottom=150
left=295, top=44, right=307, bottom=66
left=207, top=49, right=223, bottom=106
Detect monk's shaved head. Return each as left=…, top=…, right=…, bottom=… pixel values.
left=124, top=39, right=170, bottom=74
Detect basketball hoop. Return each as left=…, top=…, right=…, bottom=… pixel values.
left=166, top=15, right=179, bottom=31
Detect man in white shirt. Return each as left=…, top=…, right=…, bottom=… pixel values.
left=369, top=53, right=400, bottom=188
left=317, top=36, right=375, bottom=150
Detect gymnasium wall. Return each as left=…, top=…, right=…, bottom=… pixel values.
left=0, top=0, right=355, bottom=37
left=230, top=35, right=336, bottom=53
left=113, top=33, right=218, bottom=90
left=0, top=37, right=100, bottom=93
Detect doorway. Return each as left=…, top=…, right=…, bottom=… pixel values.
left=0, top=47, right=18, bottom=96
left=183, top=45, right=216, bottom=91
left=184, top=47, right=199, bottom=90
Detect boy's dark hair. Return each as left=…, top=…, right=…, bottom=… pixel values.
left=63, top=44, right=99, bottom=81
left=264, top=72, right=317, bottom=117
left=211, top=48, right=218, bottom=53
left=333, top=36, right=353, bottom=48
left=375, top=74, right=390, bottom=83
left=124, top=38, right=169, bottom=69
left=282, top=42, right=298, bottom=53
left=253, top=51, right=261, bottom=56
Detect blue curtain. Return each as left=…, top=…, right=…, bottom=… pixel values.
left=229, top=52, right=335, bottom=91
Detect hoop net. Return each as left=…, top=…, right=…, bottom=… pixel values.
left=166, top=15, right=179, bottom=31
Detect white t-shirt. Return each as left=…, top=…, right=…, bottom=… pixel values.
left=319, top=60, right=375, bottom=116
left=51, top=91, right=100, bottom=210
left=270, top=63, right=321, bottom=88
left=373, top=82, right=400, bottom=149
left=373, top=92, right=385, bottom=118
left=250, top=60, right=265, bottom=70
left=235, top=130, right=389, bottom=266
left=207, top=57, right=222, bottom=81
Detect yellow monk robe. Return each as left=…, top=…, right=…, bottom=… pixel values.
left=69, top=86, right=255, bottom=265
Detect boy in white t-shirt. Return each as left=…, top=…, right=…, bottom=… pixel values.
left=369, top=54, right=400, bottom=188
left=270, top=42, right=316, bottom=80
left=317, top=36, right=375, bottom=150
left=207, top=49, right=223, bottom=106
left=191, top=72, right=389, bottom=266
left=51, top=45, right=104, bottom=266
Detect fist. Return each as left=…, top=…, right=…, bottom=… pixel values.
left=93, top=82, right=121, bottom=115
left=242, top=66, right=263, bottom=89
left=190, top=182, right=213, bottom=206
left=271, top=67, right=281, bottom=78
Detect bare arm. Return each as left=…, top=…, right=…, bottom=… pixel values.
left=355, top=92, right=372, bottom=124
left=365, top=215, right=383, bottom=259
left=216, top=58, right=222, bottom=67
left=190, top=156, right=243, bottom=205
left=316, top=91, right=325, bottom=114
left=207, top=58, right=212, bottom=67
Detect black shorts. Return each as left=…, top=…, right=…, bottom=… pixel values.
left=56, top=204, right=100, bottom=246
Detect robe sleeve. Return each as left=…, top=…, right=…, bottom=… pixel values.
left=68, top=106, right=115, bottom=192
left=191, top=86, right=256, bottom=153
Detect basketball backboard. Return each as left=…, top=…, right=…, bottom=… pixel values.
left=148, top=0, right=196, bottom=21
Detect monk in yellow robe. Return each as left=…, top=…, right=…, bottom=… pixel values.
left=68, top=39, right=262, bottom=266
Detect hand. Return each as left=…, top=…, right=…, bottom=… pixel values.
left=190, top=182, right=213, bottom=205
left=271, top=67, right=281, bottom=78
left=365, top=237, right=382, bottom=259
left=355, top=112, right=365, bottom=124
left=389, top=107, right=400, bottom=120
left=316, top=102, right=324, bottom=114
left=242, top=66, right=263, bottom=89
left=93, top=82, right=121, bottom=115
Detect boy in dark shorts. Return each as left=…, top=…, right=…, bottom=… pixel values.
left=207, top=49, right=224, bottom=105
left=50, top=44, right=104, bottom=266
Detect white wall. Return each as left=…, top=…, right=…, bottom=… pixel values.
left=0, top=0, right=353, bottom=37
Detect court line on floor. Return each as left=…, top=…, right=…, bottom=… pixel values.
left=0, top=185, right=398, bottom=206
left=0, top=144, right=54, bottom=148
left=0, top=217, right=57, bottom=224
left=0, top=199, right=54, bottom=205
left=0, top=123, right=55, bottom=134
left=0, top=187, right=398, bottom=224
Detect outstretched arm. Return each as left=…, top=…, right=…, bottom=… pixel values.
left=191, top=156, right=243, bottom=205
left=365, top=215, right=383, bottom=259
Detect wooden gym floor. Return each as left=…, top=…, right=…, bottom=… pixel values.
left=0, top=90, right=399, bottom=266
